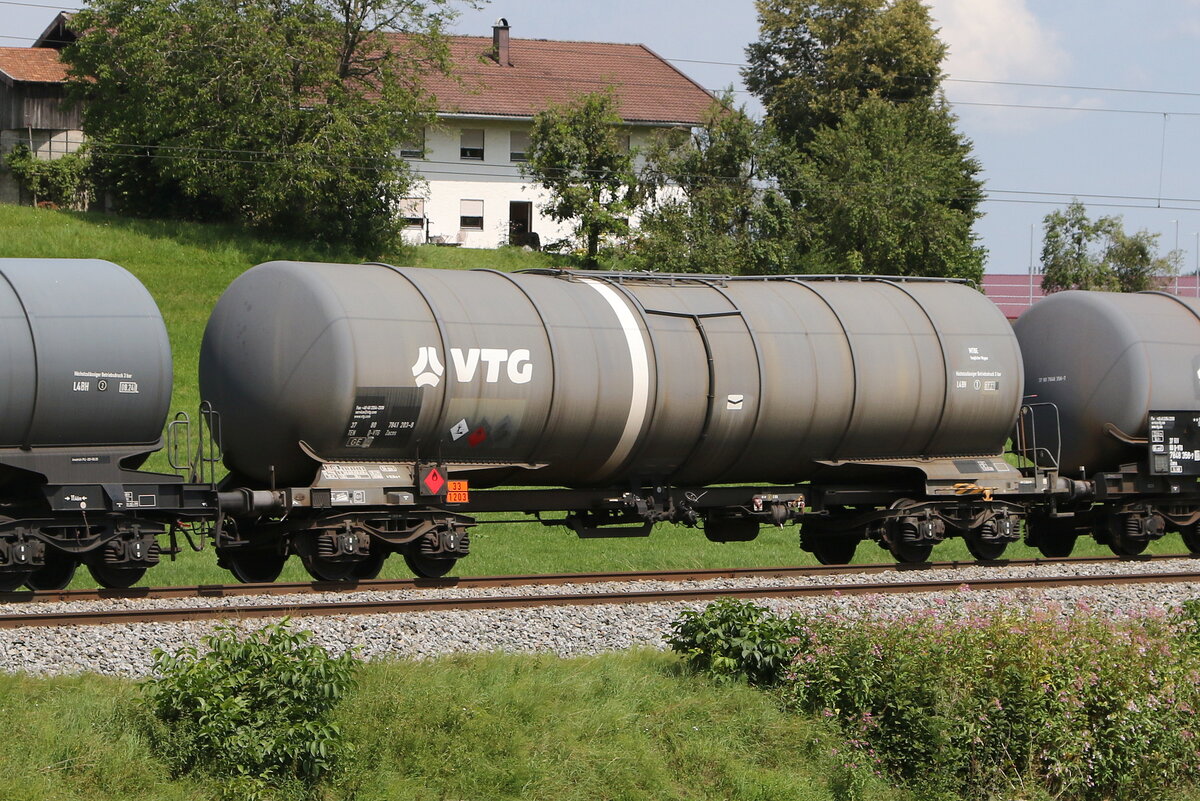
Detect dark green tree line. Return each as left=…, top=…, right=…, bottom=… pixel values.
left=65, top=0, right=455, bottom=254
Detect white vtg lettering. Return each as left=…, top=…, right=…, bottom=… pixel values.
left=413, top=345, right=532, bottom=386
left=452, top=347, right=532, bottom=384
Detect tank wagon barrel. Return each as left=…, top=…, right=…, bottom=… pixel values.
left=200, top=262, right=1042, bottom=577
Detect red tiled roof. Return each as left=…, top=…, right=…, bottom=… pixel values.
left=0, top=47, right=69, bottom=84
left=0, top=27, right=715, bottom=124
left=402, top=34, right=715, bottom=125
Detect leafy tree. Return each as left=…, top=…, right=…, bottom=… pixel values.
left=1041, top=199, right=1181, bottom=292
left=791, top=96, right=985, bottom=280
left=744, top=0, right=944, bottom=149
left=742, top=0, right=985, bottom=280
left=64, top=0, right=453, bottom=255
left=635, top=95, right=801, bottom=274
left=523, top=88, right=640, bottom=267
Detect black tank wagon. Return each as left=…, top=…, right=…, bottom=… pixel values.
left=199, top=262, right=1056, bottom=580
left=0, top=259, right=212, bottom=590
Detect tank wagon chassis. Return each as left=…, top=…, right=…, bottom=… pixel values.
left=0, top=418, right=218, bottom=591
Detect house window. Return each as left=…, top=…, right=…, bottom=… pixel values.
left=399, top=198, right=425, bottom=230
left=460, top=199, right=484, bottom=230
left=460, top=129, right=484, bottom=160
left=510, top=130, right=530, bottom=162
left=400, top=129, right=425, bottom=159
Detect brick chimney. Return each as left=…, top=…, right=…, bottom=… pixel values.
left=492, top=18, right=511, bottom=66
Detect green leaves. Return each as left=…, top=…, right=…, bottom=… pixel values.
left=667, top=598, right=800, bottom=686
left=524, top=88, right=640, bottom=266
left=740, top=0, right=985, bottom=280
left=63, top=0, right=452, bottom=255
left=143, top=620, right=359, bottom=797
left=3, top=144, right=93, bottom=210
left=1040, top=199, right=1181, bottom=292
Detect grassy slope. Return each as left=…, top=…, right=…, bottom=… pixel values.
left=0, top=651, right=902, bottom=801
left=0, top=205, right=1186, bottom=588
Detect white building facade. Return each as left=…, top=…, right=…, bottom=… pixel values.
left=398, top=118, right=659, bottom=249
left=392, top=21, right=713, bottom=250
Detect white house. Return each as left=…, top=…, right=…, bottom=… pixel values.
left=393, top=20, right=714, bottom=249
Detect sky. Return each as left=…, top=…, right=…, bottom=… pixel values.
left=5, top=0, right=1200, bottom=275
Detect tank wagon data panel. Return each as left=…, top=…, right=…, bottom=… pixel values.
left=1149, top=412, right=1200, bottom=476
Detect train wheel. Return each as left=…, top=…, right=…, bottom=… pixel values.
left=965, top=523, right=1008, bottom=561
left=0, top=571, right=32, bottom=592
left=301, top=556, right=358, bottom=582
left=350, top=548, right=388, bottom=580
left=1026, top=515, right=1077, bottom=558
left=1036, top=536, right=1076, bottom=558
left=1106, top=515, right=1154, bottom=557
left=87, top=564, right=146, bottom=589
left=1182, top=522, right=1200, bottom=554
left=889, top=541, right=933, bottom=564
left=404, top=552, right=457, bottom=578
left=221, top=549, right=287, bottom=584
left=25, top=551, right=77, bottom=590
left=809, top=536, right=859, bottom=565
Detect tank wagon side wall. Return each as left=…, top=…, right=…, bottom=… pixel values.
left=0, top=259, right=172, bottom=454
left=201, top=264, right=1024, bottom=490
left=1015, top=291, right=1200, bottom=474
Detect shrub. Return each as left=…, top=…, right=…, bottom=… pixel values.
left=667, top=598, right=800, bottom=685
left=143, top=619, right=358, bottom=798
left=4, top=143, right=93, bottom=209
left=783, top=604, right=1200, bottom=800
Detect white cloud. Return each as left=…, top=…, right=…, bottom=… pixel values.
left=926, top=0, right=1068, bottom=82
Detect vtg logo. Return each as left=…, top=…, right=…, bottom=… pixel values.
left=412, top=346, right=533, bottom=388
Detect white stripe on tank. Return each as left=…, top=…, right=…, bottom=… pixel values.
left=580, top=279, right=651, bottom=478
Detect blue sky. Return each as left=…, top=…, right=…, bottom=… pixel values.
left=6, top=0, right=1200, bottom=275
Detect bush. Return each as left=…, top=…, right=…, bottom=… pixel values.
left=143, top=619, right=358, bottom=799
left=667, top=598, right=800, bottom=685
left=4, top=143, right=93, bottom=209
left=784, top=604, right=1200, bottom=800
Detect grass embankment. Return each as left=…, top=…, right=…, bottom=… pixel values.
left=0, top=650, right=891, bottom=801
left=0, top=205, right=1188, bottom=588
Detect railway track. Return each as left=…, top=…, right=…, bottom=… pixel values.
left=1, top=554, right=1199, bottom=629
left=4, top=552, right=1196, bottom=605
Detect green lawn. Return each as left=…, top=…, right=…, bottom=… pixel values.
left=0, top=650, right=902, bottom=801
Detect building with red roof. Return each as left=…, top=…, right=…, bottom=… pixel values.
left=396, top=20, right=714, bottom=248
left=0, top=36, right=82, bottom=204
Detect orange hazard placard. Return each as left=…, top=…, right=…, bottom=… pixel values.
left=446, top=480, right=469, bottom=503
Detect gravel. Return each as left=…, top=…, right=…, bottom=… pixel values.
left=2, top=558, right=1199, bottom=678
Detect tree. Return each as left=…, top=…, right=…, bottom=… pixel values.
left=523, top=88, right=640, bottom=267
left=744, top=0, right=944, bottom=149
left=791, top=96, right=985, bottom=280
left=64, top=0, right=453, bottom=254
left=1041, top=200, right=1181, bottom=292
left=742, top=0, right=985, bottom=280
left=635, top=95, right=801, bottom=274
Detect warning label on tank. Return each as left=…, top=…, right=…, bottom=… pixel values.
left=1148, top=412, right=1200, bottom=475
left=344, top=387, right=423, bottom=449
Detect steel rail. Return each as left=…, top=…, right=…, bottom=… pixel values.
left=3, top=568, right=1200, bottom=629
left=2, top=553, right=1196, bottom=606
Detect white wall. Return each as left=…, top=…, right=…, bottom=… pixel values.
left=399, top=118, right=661, bottom=250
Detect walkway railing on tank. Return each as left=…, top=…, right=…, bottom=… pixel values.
left=166, top=401, right=223, bottom=486
left=1013, top=401, right=1062, bottom=474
